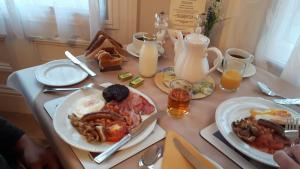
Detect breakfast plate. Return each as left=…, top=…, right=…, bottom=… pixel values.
left=126, top=43, right=164, bottom=58
left=213, top=58, right=256, bottom=78
left=53, top=82, right=157, bottom=152
left=215, top=97, right=299, bottom=167
left=35, top=59, right=88, bottom=86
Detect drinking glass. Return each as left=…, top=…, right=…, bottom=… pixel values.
left=219, top=59, right=246, bottom=92
left=167, top=79, right=192, bottom=118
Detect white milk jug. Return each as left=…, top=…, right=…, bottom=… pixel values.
left=174, top=33, right=222, bottom=83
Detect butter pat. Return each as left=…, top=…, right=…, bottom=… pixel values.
left=118, top=72, right=133, bottom=81
left=129, top=76, right=144, bottom=88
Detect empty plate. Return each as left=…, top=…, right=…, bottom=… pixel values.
left=35, top=59, right=88, bottom=86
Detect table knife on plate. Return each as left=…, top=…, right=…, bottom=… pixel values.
left=93, top=111, right=163, bottom=164
left=173, top=138, right=222, bottom=169
left=65, top=51, right=96, bottom=77
left=273, top=98, right=300, bottom=105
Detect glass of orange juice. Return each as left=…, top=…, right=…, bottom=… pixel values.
left=220, top=59, right=246, bottom=92
left=167, top=79, right=193, bottom=118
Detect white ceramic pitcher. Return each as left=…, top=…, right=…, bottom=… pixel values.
left=174, top=33, right=222, bottom=83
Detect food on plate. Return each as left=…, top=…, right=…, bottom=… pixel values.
left=105, top=121, right=128, bottom=142
left=103, top=84, right=130, bottom=102
left=68, top=111, right=127, bottom=143
left=68, top=84, right=155, bottom=143
left=232, top=109, right=292, bottom=154
left=250, top=109, right=291, bottom=124
left=88, top=47, right=124, bottom=72
left=72, top=95, right=105, bottom=118
left=102, top=92, right=155, bottom=129
left=85, top=31, right=127, bottom=71
left=118, top=72, right=133, bottom=81
left=129, top=76, right=144, bottom=88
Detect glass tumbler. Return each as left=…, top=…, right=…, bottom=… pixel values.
left=167, top=79, right=193, bottom=118
left=219, top=59, right=246, bottom=92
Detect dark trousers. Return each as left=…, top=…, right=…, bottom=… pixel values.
left=0, top=153, right=21, bottom=169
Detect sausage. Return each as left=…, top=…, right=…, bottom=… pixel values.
left=257, top=119, right=284, bottom=136
left=81, top=111, right=126, bottom=122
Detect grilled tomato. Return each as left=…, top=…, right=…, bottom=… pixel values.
left=106, top=121, right=128, bottom=142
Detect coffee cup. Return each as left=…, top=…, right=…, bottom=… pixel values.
left=225, top=48, right=254, bottom=70
left=132, top=32, right=147, bottom=53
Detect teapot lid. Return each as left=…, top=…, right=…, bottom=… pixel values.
left=185, top=33, right=210, bottom=46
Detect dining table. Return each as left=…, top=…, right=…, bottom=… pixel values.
left=6, top=39, right=300, bottom=169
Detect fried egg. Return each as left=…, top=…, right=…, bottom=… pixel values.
left=72, top=95, right=105, bottom=118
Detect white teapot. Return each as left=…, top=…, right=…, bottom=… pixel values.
left=174, top=33, right=222, bottom=83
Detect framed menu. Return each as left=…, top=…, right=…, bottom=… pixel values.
left=169, top=0, right=206, bottom=32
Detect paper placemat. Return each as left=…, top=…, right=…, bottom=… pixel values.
left=200, top=123, right=276, bottom=169
left=44, top=96, right=166, bottom=169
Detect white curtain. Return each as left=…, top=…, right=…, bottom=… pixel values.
left=255, top=0, right=300, bottom=87
left=0, top=0, right=106, bottom=41
left=0, top=0, right=106, bottom=69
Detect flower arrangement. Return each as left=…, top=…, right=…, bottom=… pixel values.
left=203, top=0, right=222, bottom=37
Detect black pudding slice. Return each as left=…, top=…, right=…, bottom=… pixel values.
left=103, top=84, right=129, bottom=102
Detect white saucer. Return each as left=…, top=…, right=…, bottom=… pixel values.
left=35, top=59, right=88, bottom=86
left=126, top=43, right=164, bottom=58
left=213, top=58, right=256, bottom=78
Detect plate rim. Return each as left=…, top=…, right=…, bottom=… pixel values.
left=35, top=59, right=88, bottom=86
left=53, top=82, right=157, bottom=152
left=215, top=96, right=299, bottom=167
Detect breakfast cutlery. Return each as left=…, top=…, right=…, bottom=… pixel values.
left=273, top=98, right=300, bottom=105
left=284, top=118, right=299, bottom=146
left=257, top=81, right=285, bottom=98
left=173, top=138, right=221, bottom=169
left=43, top=83, right=105, bottom=93
left=138, top=145, right=163, bottom=169
left=93, top=111, right=164, bottom=164
left=65, top=51, right=96, bottom=77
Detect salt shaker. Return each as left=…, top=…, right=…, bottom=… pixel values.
left=139, top=34, right=158, bottom=77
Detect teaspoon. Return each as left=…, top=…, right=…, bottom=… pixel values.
left=138, top=145, right=163, bottom=169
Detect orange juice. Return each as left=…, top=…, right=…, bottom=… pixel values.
left=220, top=69, right=242, bottom=91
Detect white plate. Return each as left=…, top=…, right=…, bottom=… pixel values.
left=215, top=97, right=300, bottom=167
left=35, top=59, right=88, bottom=86
left=213, top=58, right=256, bottom=78
left=126, top=43, right=164, bottom=58
left=53, top=82, right=157, bottom=152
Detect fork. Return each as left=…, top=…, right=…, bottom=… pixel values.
left=285, top=118, right=299, bottom=146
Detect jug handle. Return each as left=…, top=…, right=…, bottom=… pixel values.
left=206, top=47, right=223, bottom=74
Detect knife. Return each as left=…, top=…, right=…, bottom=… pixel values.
left=273, top=98, right=300, bottom=105
left=173, top=138, right=220, bottom=169
left=65, top=51, right=96, bottom=77
left=94, top=111, right=163, bottom=164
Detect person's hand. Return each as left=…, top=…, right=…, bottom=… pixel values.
left=274, top=145, right=300, bottom=169
left=15, top=135, right=61, bottom=169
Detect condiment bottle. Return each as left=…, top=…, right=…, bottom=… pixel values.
left=154, top=11, right=168, bottom=44
left=139, top=34, right=158, bottom=77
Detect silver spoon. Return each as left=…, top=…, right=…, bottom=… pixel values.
left=138, top=145, right=163, bottom=169
left=257, top=81, right=286, bottom=98
left=43, top=83, right=105, bottom=93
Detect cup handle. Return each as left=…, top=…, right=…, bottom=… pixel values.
left=206, top=47, right=223, bottom=74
